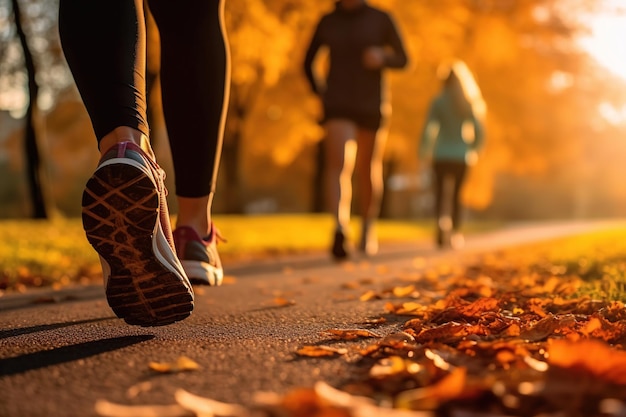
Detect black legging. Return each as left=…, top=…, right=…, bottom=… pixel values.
left=433, top=160, right=467, bottom=231
left=58, top=0, right=229, bottom=198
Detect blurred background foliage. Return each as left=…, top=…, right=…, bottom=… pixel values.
left=1, top=0, right=626, bottom=221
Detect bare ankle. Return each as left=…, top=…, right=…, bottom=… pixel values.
left=99, top=127, right=154, bottom=160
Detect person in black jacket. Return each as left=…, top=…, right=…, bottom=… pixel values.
left=304, top=0, right=408, bottom=260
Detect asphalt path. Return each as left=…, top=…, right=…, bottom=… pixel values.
left=0, top=219, right=622, bottom=417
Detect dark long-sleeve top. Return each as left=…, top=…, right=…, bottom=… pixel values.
left=303, top=2, right=408, bottom=115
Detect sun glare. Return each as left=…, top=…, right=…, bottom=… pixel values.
left=579, top=12, right=626, bottom=80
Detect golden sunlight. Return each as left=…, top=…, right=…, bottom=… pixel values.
left=579, top=11, right=626, bottom=80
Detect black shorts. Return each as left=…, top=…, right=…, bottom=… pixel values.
left=323, top=107, right=384, bottom=131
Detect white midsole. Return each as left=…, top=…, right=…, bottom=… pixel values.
left=181, top=260, right=224, bottom=286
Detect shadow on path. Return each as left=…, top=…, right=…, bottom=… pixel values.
left=0, top=317, right=114, bottom=340
left=0, top=285, right=104, bottom=312
left=0, top=334, right=154, bottom=377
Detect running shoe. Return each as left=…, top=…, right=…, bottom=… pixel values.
left=173, top=224, right=224, bottom=286
left=81, top=142, right=194, bottom=326
left=359, top=222, right=378, bottom=256
left=450, top=231, right=465, bottom=250
left=331, top=229, right=350, bottom=260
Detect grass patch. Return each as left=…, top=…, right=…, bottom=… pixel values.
left=3, top=215, right=623, bottom=302
left=484, top=226, right=626, bottom=302
left=0, top=214, right=437, bottom=292
left=0, top=218, right=101, bottom=292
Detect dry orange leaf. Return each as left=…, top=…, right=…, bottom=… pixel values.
left=94, top=400, right=189, bottom=417
left=296, top=345, right=348, bottom=357
left=456, top=297, right=500, bottom=318
left=520, top=315, right=561, bottom=342
left=359, top=290, right=379, bottom=301
left=582, top=314, right=626, bottom=343
left=395, top=367, right=467, bottom=410
left=397, top=302, right=424, bottom=314
left=548, top=339, right=626, bottom=385
left=175, top=389, right=249, bottom=417
left=363, top=317, right=386, bottom=325
left=392, top=284, right=417, bottom=298
left=272, top=297, right=296, bottom=307
left=322, top=328, right=382, bottom=340
left=370, top=356, right=414, bottom=378
left=415, top=322, right=468, bottom=343
left=148, top=356, right=200, bottom=373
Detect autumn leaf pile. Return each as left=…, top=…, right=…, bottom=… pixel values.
left=284, top=239, right=626, bottom=417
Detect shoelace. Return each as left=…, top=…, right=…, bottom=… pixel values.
left=207, top=224, right=228, bottom=244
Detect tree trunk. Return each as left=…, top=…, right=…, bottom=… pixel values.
left=12, top=0, right=49, bottom=219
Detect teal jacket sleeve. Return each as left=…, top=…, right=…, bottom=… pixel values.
left=471, top=110, right=485, bottom=152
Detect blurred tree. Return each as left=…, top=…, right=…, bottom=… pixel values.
left=1, top=0, right=626, bottom=219
left=217, top=0, right=323, bottom=212
left=0, top=0, right=71, bottom=113
left=1, top=0, right=71, bottom=218
left=10, top=0, right=49, bottom=218
left=367, top=0, right=618, bottom=213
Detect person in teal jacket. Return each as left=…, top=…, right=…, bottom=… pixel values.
left=419, top=60, right=486, bottom=249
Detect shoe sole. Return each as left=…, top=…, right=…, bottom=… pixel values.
left=82, top=160, right=193, bottom=326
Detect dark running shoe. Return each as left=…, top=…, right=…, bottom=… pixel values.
left=331, top=229, right=350, bottom=260
left=173, top=224, right=224, bottom=286
left=81, top=142, right=194, bottom=327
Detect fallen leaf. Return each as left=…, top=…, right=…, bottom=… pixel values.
left=455, top=297, right=500, bottom=318
left=313, top=381, right=377, bottom=412
left=583, top=314, right=626, bottom=343
left=359, top=343, right=383, bottom=357
left=369, top=356, right=422, bottom=378
left=272, top=387, right=350, bottom=417
left=393, top=285, right=417, bottom=298
left=322, top=329, right=382, bottom=340
left=342, top=281, right=361, bottom=289
left=524, top=356, right=549, bottom=372
left=360, top=317, right=386, bottom=325
left=396, top=302, right=425, bottom=315
left=414, top=322, right=468, bottom=344
left=296, top=345, right=348, bottom=357
left=149, top=356, right=200, bottom=373
left=548, top=339, right=626, bottom=385
left=519, top=315, right=561, bottom=342
left=360, top=290, right=379, bottom=301
left=272, top=297, right=296, bottom=307
left=94, top=400, right=191, bottom=417
left=175, top=389, right=249, bottom=417
left=425, top=349, right=453, bottom=371
left=395, top=367, right=468, bottom=410
left=126, top=381, right=153, bottom=399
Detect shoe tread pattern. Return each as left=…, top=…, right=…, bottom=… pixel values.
left=82, top=163, right=193, bottom=326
